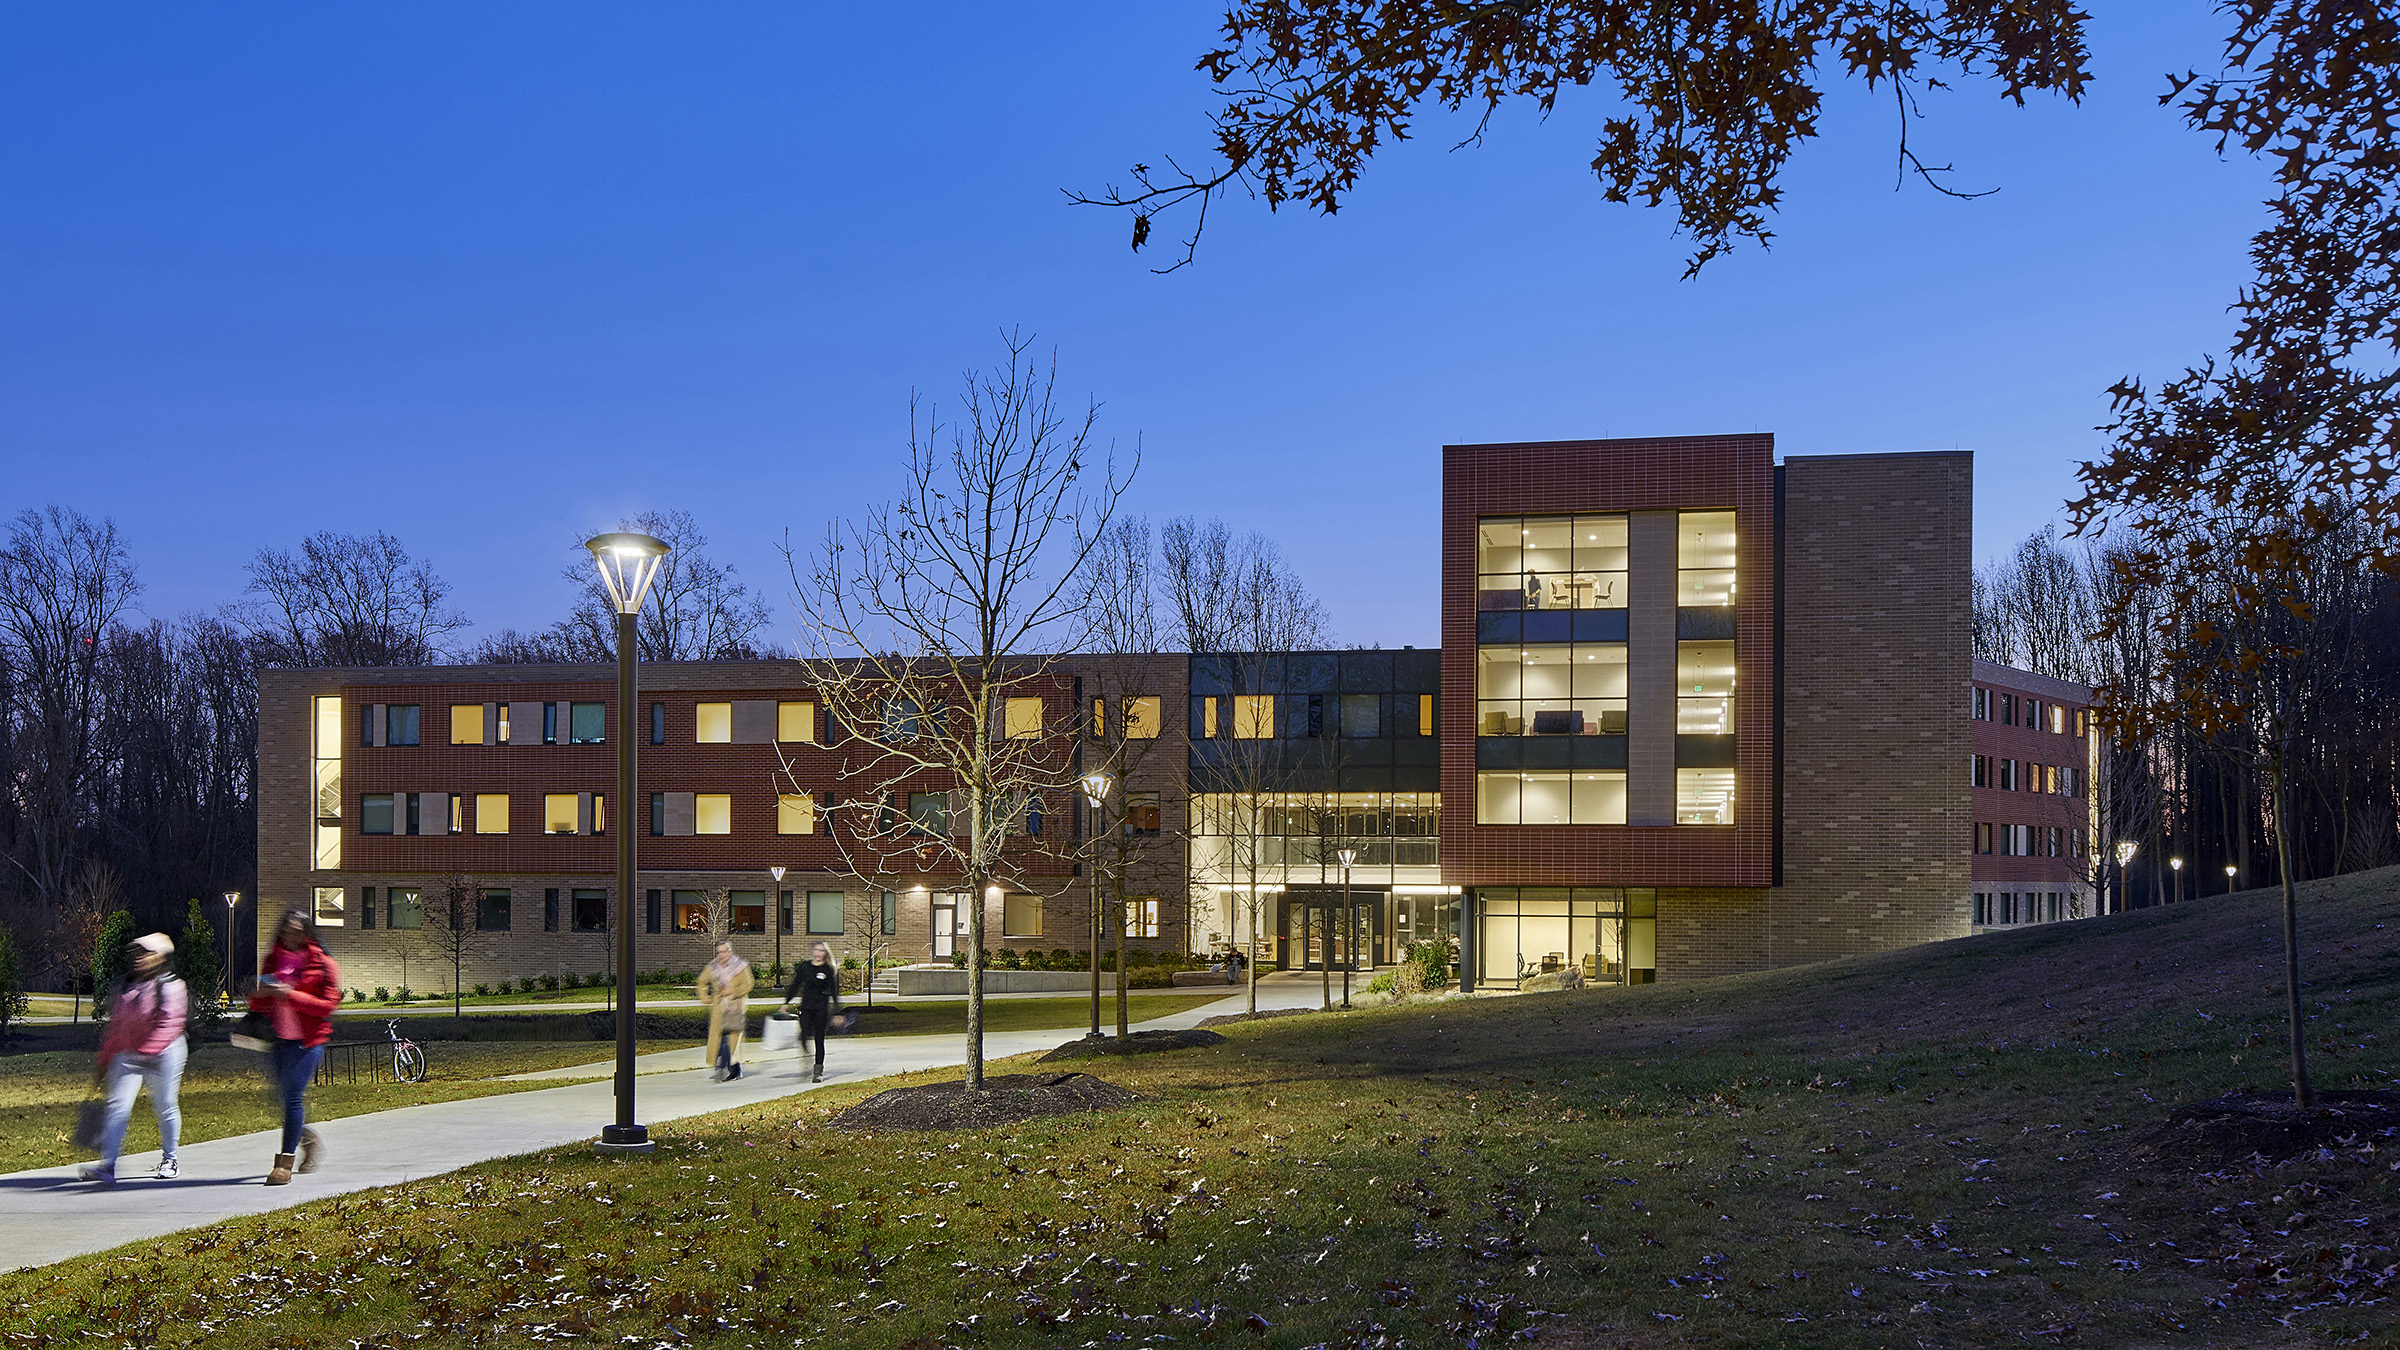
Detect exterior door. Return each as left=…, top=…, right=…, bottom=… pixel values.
left=932, top=899, right=956, bottom=958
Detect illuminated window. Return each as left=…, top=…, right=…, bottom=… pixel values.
left=449, top=704, right=484, bottom=745
left=695, top=793, right=732, bottom=835
left=1125, top=897, right=1161, bottom=939
left=728, top=890, right=767, bottom=933
left=1123, top=791, right=1161, bottom=836
left=1098, top=695, right=1161, bottom=739
left=1418, top=693, right=1435, bottom=736
left=1479, top=642, right=1627, bottom=737
left=312, top=887, right=346, bottom=928
left=1003, top=893, right=1043, bottom=938
left=312, top=696, right=343, bottom=870
left=1005, top=697, right=1044, bottom=739
left=474, top=793, right=509, bottom=834
left=1675, top=768, right=1735, bottom=825
left=1474, top=771, right=1624, bottom=825
left=695, top=702, right=732, bottom=743
left=1232, top=695, right=1275, bottom=739
left=672, top=890, right=709, bottom=933
left=778, top=701, right=816, bottom=743
left=1677, top=510, right=1737, bottom=606
left=571, top=889, right=608, bottom=932
left=1477, top=514, right=1628, bottom=611
left=778, top=792, right=816, bottom=835
left=544, top=794, right=578, bottom=835
left=1676, top=641, right=1735, bottom=735
left=568, top=702, right=605, bottom=744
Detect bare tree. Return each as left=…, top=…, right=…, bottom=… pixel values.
left=550, top=510, right=775, bottom=663
left=463, top=627, right=585, bottom=665
left=1162, top=516, right=1330, bottom=1012
left=784, top=332, right=1131, bottom=1090
left=0, top=507, right=141, bottom=950
left=421, top=873, right=499, bottom=1020
left=242, top=531, right=467, bottom=667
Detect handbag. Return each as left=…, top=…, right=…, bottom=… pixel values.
left=761, top=1012, right=799, bottom=1052
left=229, top=1008, right=273, bottom=1053
left=72, top=1097, right=108, bottom=1152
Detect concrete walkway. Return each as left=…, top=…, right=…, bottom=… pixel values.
left=0, top=973, right=1333, bottom=1271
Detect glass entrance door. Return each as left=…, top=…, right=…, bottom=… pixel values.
left=932, top=897, right=957, bottom=958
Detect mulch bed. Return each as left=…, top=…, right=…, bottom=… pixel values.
left=1196, top=1007, right=1319, bottom=1028
left=2126, top=1089, right=2400, bottom=1169
left=829, top=1072, right=1140, bottom=1131
left=1036, top=1029, right=1227, bottom=1063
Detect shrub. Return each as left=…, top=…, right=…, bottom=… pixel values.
left=540, top=974, right=559, bottom=992
left=948, top=951, right=966, bottom=969
left=1363, top=971, right=1398, bottom=997
left=473, top=983, right=491, bottom=997
left=1127, top=968, right=1173, bottom=990
left=1127, top=949, right=1156, bottom=968
left=590, top=972, right=610, bottom=988
left=374, top=986, right=391, bottom=1002
left=841, top=954, right=861, bottom=971
left=560, top=972, right=580, bottom=990
left=394, top=986, right=413, bottom=1002
left=348, top=988, right=365, bottom=1003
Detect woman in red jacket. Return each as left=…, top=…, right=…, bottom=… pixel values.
left=252, top=909, right=343, bottom=1185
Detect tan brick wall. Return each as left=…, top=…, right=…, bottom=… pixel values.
left=1772, top=452, right=1974, bottom=964
left=1655, top=887, right=1772, bottom=981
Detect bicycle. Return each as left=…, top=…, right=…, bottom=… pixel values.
left=387, top=1018, right=427, bottom=1083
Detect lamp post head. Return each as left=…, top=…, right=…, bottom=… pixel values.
left=1080, top=769, right=1114, bottom=808
left=2171, top=856, right=2183, bottom=871
left=770, top=866, right=786, bottom=883
left=1336, top=846, right=1358, bottom=870
left=2226, top=864, right=2238, bottom=878
left=2114, top=840, right=2138, bottom=867
left=583, top=532, right=671, bottom=616
left=223, top=891, right=239, bottom=909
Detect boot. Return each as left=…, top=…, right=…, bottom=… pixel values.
left=265, top=1152, right=296, bottom=1186
left=811, top=1065, right=823, bottom=1083
left=296, top=1128, right=324, bottom=1174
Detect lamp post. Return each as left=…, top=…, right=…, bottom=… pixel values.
left=770, top=865, right=787, bottom=985
left=2225, top=862, right=2239, bottom=893
left=1080, top=769, right=1114, bottom=1039
left=586, top=531, right=669, bottom=1157
left=2170, top=856, right=2184, bottom=906
left=2114, top=840, right=2138, bottom=915
left=1336, top=847, right=1358, bottom=1010
left=221, top=891, right=240, bottom=999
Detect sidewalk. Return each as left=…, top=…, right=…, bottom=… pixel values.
left=0, top=972, right=1332, bottom=1271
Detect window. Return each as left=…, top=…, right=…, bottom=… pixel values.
left=1973, top=893, right=1990, bottom=925
left=544, top=888, right=559, bottom=933
left=1675, top=768, right=1735, bottom=825
left=360, top=887, right=375, bottom=929
left=728, top=889, right=767, bottom=934
left=2043, top=764, right=2060, bottom=794
left=883, top=698, right=921, bottom=743
left=406, top=793, right=421, bottom=835
left=778, top=792, right=816, bottom=835
left=2025, top=699, right=2044, bottom=731
left=312, top=887, right=346, bottom=928
left=388, top=888, right=423, bottom=929
left=1972, top=688, right=1991, bottom=720
left=881, top=891, right=897, bottom=936
left=2048, top=826, right=2065, bottom=859
left=1475, top=770, right=1626, bottom=825
left=1193, top=696, right=1220, bottom=739
left=2074, top=708, right=2090, bottom=738
left=2000, top=694, right=2017, bottom=727
left=561, top=888, right=600, bottom=932
left=1477, top=514, right=1629, bottom=611
left=1121, top=696, right=1160, bottom=739
left=1676, top=640, right=1735, bottom=736
left=1004, top=697, right=1044, bottom=739
left=568, top=701, right=605, bottom=744
left=545, top=794, right=578, bottom=835
left=908, top=791, right=949, bottom=834
left=1972, top=755, right=1991, bottom=788
left=696, top=702, right=732, bottom=743
left=450, top=704, right=484, bottom=745
left=1232, top=695, right=1275, bottom=739
left=1002, top=893, right=1043, bottom=938
left=1125, top=897, right=1161, bottom=939
left=645, top=889, right=660, bottom=933
left=1124, top=791, right=1161, bottom=836
left=778, top=701, right=817, bottom=743
left=672, top=890, right=709, bottom=933
left=447, top=794, right=462, bottom=832
left=1677, top=510, right=1737, bottom=607
left=474, top=793, right=509, bottom=834
left=1419, top=693, right=1435, bottom=736
left=807, top=891, right=845, bottom=936
left=313, top=696, right=343, bottom=869
left=695, top=793, right=732, bottom=835
left=1975, top=822, right=1994, bottom=854
left=361, top=794, right=395, bottom=836
left=476, top=889, right=511, bottom=932
left=386, top=705, right=421, bottom=746
left=1476, top=643, right=1626, bottom=737
left=649, top=793, right=665, bottom=836
left=1340, top=693, right=1380, bottom=738
left=1999, top=759, right=2019, bottom=791
left=650, top=702, right=665, bottom=745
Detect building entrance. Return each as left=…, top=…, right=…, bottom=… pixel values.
left=1275, top=889, right=1383, bottom=971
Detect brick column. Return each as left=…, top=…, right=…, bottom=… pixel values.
left=1627, top=510, right=1678, bottom=826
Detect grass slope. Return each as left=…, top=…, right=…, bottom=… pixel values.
left=3, top=869, right=2396, bottom=1348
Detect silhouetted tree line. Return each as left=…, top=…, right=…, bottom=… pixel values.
left=1976, top=524, right=2400, bottom=911
left=0, top=505, right=779, bottom=993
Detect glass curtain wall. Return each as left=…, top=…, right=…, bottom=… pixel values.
left=1475, top=887, right=1656, bottom=986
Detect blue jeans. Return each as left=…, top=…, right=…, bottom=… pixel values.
left=269, top=1040, right=324, bottom=1153
left=97, top=1039, right=187, bottom=1170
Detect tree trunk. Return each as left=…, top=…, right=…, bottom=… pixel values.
left=2268, top=757, right=2315, bottom=1111
left=965, top=862, right=986, bottom=1092
left=1114, top=891, right=1129, bottom=1039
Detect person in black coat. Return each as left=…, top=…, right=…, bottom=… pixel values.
left=780, top=941, right=841, bottom=1082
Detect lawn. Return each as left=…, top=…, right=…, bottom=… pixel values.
left=842, top=993, right=1232, bottom=1037
left=0, top=1040, right=694, bottom=1174
left=3, top=867, right=2395, bottom=1348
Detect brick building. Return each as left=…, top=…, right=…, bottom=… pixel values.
left=1969, top=660, right=2102, bottom=927
left=257, top=434, right=2031, bottom=993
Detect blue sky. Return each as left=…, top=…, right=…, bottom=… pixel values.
left=0, top=4, right=2268, bottom=649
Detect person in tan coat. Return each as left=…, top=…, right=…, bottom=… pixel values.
left=697, top=941, right=754, bottom=1081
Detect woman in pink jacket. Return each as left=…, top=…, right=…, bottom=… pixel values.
left=252, top=909, right=343, bottom=1185
left=80, top=932, right=189, bottom=1183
